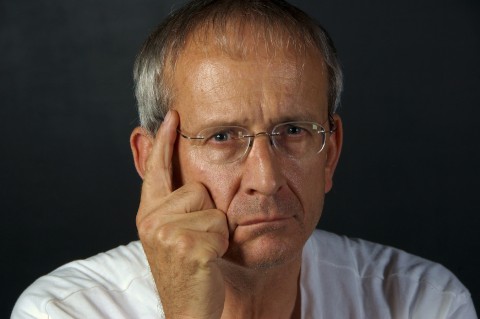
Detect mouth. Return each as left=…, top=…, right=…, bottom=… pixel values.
left=226, top=195, right=302, bottom=235
left=229, top=216, right=297, bottom=242
left=238, top=216, right=293, bottom=227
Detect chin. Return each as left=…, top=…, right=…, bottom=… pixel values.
left=222, top=225, right=307, bottom=270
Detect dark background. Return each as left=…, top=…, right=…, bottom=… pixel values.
left=1, top=0, right=479, bottom=316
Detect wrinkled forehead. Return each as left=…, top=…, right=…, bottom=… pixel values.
left=169, top=20, right=329, bottom=129
left=161, top=17, right=329, bottom=125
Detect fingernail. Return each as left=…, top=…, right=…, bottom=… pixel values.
left=164, top=110, right=172, bottom=123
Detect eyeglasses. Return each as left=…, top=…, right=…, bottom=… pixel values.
left=177, top=114, right=336, bottom=164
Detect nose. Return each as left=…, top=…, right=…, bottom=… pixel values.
left=241, top=134, right=286, bottom=196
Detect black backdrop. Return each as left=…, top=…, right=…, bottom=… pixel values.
left=1, top=0, right=479, bottom=316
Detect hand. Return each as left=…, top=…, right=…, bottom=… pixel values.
left=135, top=110, right=229, bottom=319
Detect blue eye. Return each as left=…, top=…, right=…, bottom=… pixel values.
left=286, top=125, right=305, bottom=135
left=200, top=126, right=248, bottom=146
left=208, top=129, right=239, bottom=143
left=213, top=132, right=229, bottom=141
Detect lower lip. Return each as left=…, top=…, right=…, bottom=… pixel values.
left=232, top=218, right=296, bottom=242
left=238, top=218, right=293, bottom=229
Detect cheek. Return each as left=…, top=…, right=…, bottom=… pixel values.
left=201, top=167, right=241, bottom=212
left=176, top=144, right=241, bottom=211
left=285, top=159, right=326, bottom=226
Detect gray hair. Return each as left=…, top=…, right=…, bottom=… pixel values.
left=133, top=0, right=343, bottom=134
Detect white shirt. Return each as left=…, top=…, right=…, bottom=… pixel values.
left=12, top=230, right=477, bottom=318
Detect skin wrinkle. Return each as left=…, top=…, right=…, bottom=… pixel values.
left=169, top=24, right=325, bottom=135
left=180, top=60, right=321, bottom=131
left=130, top=24, right=343, bottom=319
left=178, top=20, right=315, bottom=94
left=173, top=47, right=329, bottom=271
left=134, top=2, right=344, bottom=135
left=129, top=5, right=345, bottom=317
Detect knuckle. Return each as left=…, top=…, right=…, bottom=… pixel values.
left=136, top=212, right=155, bottom=238
left=205, top=209, right=228, bottom=228
left=136, top=205, right=171, bottom=240
left=155, top=223, right=177, bottom=245
left=188, top=181, right=206, bottom=193
left=175, top=182, right=201, bottom=198
left=172, top=182, right=212, bottom=212
left=155, top=225, right=195, bottom=253
left=174, top=233, right=196, bottom=255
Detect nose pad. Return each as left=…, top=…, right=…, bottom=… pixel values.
left=251, top=132, right=275, bottom=147
left=243, top=132, right=284, bottom=196
left=244, top=132, right=277, bottom=159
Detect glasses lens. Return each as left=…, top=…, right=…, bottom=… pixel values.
left=272, top=122, right=326, bottom=157
left=197, top=126, right=250, bottom=163
left=189, top=122, right=327, bottom=163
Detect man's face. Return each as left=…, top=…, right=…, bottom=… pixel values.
left=171, top=37, right=340, bottom=269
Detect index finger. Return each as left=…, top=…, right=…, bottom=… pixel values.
left=142, top=110, right=179, bottom=200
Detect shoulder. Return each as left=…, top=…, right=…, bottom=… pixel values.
left=300, top=230, right=477, bottom=319
left=11, top=241, right=160, bottom=319
left=304, top=230, right=455, bottom=282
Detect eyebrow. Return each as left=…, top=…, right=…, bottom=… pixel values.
left=182, top=110, right=326, bottom=133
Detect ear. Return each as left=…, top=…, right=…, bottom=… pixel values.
left=130, top=127, right=154, bottom=180
left=324, top=113, right=343, bottom=193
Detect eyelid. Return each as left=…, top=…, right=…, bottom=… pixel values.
left=201, top=126, right=249, bottom=139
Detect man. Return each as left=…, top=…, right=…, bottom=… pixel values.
left=12, top=0, right=477, bottom=318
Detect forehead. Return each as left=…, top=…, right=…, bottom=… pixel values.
left=170, top=29, right=329, bottom=129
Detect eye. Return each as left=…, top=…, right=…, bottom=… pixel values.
left=213, top=132, right=229, bottom=142
left=205, top=128, right=240, bottom=143
left=279, top=124, right=310, bottom=137
left=286, top=125, right=305, bottom=135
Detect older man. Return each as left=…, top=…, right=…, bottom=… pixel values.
left=12, top=0, right=477, bottom=318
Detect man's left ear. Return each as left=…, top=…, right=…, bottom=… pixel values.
left=324, top=113, right=343, bottom=193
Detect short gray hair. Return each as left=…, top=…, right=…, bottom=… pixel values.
left=133, top=0, right=343, bottom=134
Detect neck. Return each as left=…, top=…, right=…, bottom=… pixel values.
left=218, top=257, right=302, bottom=319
